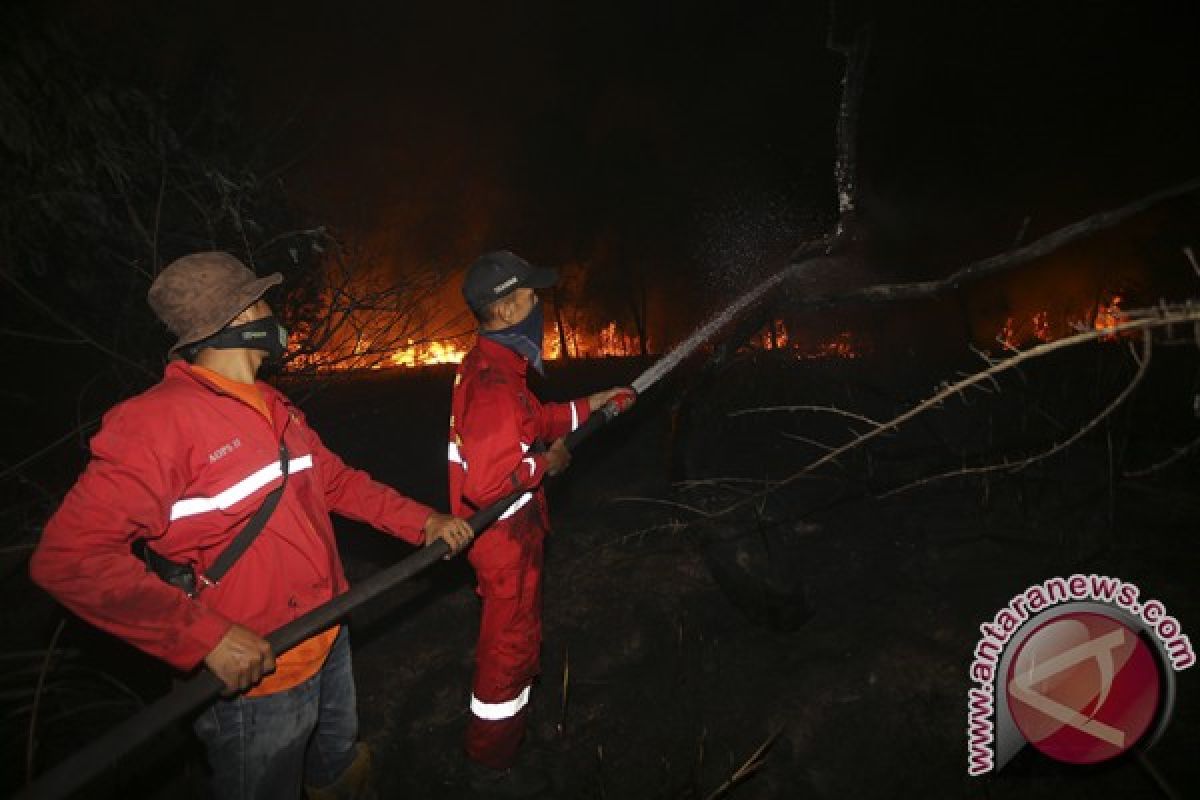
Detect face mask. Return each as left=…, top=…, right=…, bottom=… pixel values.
left=183, top=315, right=289, bottom=363
left=481, top=297, right=546, bottom=374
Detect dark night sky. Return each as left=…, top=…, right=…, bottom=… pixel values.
left=46, top=1, right=1200, bottom=320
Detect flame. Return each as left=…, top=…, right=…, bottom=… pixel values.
left=387, top=338, right=470, bottom=368
left=1093, top=294, right=1125, bottom=338
left=999, top=317, right=1018, bottom=350
left=755, top=321, right=864, bottom=359
left=992, top=292, right=1127, bottom=349
left=547, top=320, right=645, bottom=359
left=1032, top=311, right=1051, bottom=342
left=296, top=318, right=646, bottom=372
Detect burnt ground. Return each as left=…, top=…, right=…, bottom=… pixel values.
left=308, top=345, right=1198, bottom=799
left=3, top=344, right=1198, bottom=798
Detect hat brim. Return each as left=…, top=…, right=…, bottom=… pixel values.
left=168, top=272, right=283, bottom=355
left=518, top=266, right=559, bottom=290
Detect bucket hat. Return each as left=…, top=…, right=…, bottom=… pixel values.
left=148, top=252, right=282, bottom=356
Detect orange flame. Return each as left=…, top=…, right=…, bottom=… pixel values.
left=1093, top=294, right=1125, bottom=339
left=992, top=292, right=1126, bottom=349
left=546, top=320, right=645, bottom=359
left=387, top=338, right=470, bottom=368
left=755, top=321, right=864, bottom=359
left=296, top=319, right=647, bottom=372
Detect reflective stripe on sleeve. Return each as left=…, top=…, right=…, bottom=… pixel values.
left=170, top=455, right=313, bottom=521
left=570, top=401, right=579, bottom=431
left=470, top=686, right=531, bottom=721
left=497, top=492, right=533, bottom=521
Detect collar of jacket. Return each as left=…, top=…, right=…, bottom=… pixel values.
left=474, top=333, right=528, bottom=378
left=163, top=360, right=292, bottom=440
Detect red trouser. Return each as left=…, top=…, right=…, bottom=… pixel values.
left=464, top=524, right=545, bottom=769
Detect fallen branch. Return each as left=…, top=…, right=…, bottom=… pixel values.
left=1123, top=430, right=1200, bottom=478
left=880, top=330, right=1153, bottom=498
left=729, top=404, right=883, bottom=428
left=611, top=496, right=712, bottom=516
left=708, top=303, right=1200, bottom=518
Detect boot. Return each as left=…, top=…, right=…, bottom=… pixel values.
left=466, top=759, right=549, bottom=798
left=306, top=741, right=372, bottom=800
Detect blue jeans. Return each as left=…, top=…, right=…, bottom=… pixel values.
left=193, top=627, right=359, bottom=799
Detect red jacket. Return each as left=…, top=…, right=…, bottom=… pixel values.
left=30, top=361, right=433, bottom=671
left=448, top=337, right=589, bottom=557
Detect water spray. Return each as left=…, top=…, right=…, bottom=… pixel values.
left=631, top=261, right=805, bottom=394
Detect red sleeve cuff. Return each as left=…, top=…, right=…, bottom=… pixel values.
left=174, top=604, right=233, bottom=671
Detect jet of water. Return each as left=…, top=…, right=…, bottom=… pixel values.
left=631, top=261, right=808, bottom=394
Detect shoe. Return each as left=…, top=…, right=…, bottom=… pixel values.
left=306, top=742, right=373, bottom=800
left=466, top=760, right=549, bottom=797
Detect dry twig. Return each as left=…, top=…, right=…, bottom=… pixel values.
left=27, top=618, right=66, bottom=784
left=729, top=404, right=883, bottom=428
left=703, top=727, right=783, bottom=800
left=1123, top=431, right=1200, bottom=478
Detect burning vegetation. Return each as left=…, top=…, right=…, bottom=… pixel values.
left=751, top=321, right=865, bottom=359
left=288, top=315, right=651, bottom=373
left=996, top=292, right=1128, bottom=350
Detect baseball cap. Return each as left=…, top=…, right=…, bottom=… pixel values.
left=462, top=250, right=558, bottom=311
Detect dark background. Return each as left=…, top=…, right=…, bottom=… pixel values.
left=34, top=0, right=1200, bottom=283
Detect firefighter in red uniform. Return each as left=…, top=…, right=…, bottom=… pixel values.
left=450, top=251, right=635, bottom=795
left=30, top=252, right=474, bottom=800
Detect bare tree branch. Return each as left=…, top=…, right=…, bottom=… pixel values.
left=705, top=303, right=1200, bottom=518
left=729, top=404, right=883, bottom=428
left=793, top=176, right=1200, bottom=310
left=1123, top=431, right=1200, bottom=478
left=0, top=269, right=155, bottom=378
left=26, top=618, right=66, bottom=784
left=880, top=330, right=1153, bottom=498
left=0, top=417, right=101, bottom=484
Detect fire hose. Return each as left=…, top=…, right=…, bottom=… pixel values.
left=19, top=395, right=632, bottom=800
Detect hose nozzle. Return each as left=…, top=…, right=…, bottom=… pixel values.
left=600, top=387, right=638, bottom=420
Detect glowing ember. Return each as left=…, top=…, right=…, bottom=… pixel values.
left=1032, top=311, right=1051, bottom=342
left=803, top=331, right=860, bottom=360
left=999, top=317, right=1018, bottom=350
left=1093, top=294, right=1125, bottom=338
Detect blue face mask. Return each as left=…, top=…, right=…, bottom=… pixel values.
left=481, top=297, right=546, bottom=374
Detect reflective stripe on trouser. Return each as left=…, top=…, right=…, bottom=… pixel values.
left=465, top=533, right=544, bottom=770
